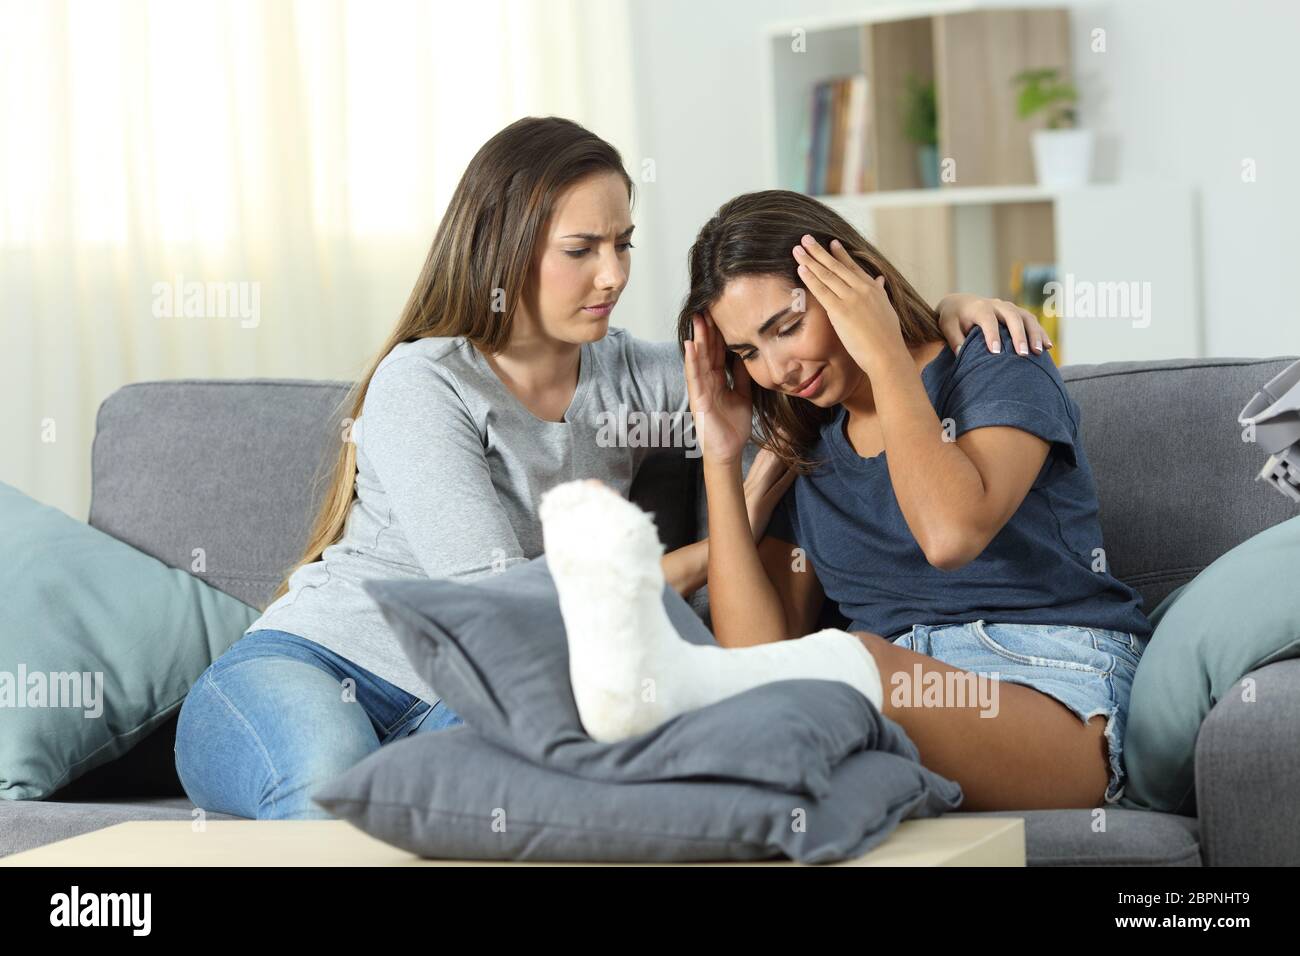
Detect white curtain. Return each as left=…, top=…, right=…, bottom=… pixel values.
left=0, top=0, right=645, bottom=521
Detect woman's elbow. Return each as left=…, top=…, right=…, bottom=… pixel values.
left=920, top=527, right=984, bottom=572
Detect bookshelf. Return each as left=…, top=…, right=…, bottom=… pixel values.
left=759, top=3, right=1202, bottom=363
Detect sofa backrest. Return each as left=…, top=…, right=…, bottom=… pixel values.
left=90, top=379, right=353, bottom=610
left=91, top=356, right=1297, bottom=619
left=1059, top=356, right=1297, bottom=612
left=89, top=378, right=696, bottom=611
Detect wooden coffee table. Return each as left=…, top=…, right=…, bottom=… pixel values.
left=1, top=814, right=1023, bottom=866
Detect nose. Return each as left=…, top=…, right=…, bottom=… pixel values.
left=595, top=245, right=628, bottom=293
left=763, top=343, right=799, bottom=391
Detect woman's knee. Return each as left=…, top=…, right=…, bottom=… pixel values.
left=175, top=657, right=380, bottom=820
left=849, top=630, right=900, bottom=673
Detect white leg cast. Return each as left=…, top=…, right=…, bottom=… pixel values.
left=539, top=479, right=883, bottom=743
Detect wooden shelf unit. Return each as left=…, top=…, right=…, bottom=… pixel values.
left=765, top=5, right=1070, bottom=196
left=759, top=4, right=1202, bottom=364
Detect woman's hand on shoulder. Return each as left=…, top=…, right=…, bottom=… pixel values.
left=936, top=293, right=1053, bottom=358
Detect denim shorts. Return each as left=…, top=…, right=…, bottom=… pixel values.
left=889, top=620, right=1147, bottom=805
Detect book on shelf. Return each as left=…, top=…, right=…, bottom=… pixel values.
left=803, top=73, right=873, bottom=196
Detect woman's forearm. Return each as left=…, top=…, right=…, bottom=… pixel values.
left=662, top=540, right=708, bottom=597
left=701, top=457, right=787, bottom=647
left=869, top=344, right=986, bottom=560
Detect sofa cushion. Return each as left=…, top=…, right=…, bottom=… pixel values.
left=0, top=798, right=241, bottom=860
left=362, top=555, right=891, bottom=799
left=0, top=482, right=259, bottom=800
left=963, top=809, right=1201, bottom=866
left=1119, top=514, right=1300, bottom=815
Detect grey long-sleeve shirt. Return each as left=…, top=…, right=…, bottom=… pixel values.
left=245, top=327, right=691, bottom=704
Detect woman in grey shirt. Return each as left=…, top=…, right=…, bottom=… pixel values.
left=174, top=116, right=1047, bottom=820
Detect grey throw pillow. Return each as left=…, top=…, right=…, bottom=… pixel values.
left=313, top=719, right=963, bottom=863
left=363, top=556, right=899, bottom=799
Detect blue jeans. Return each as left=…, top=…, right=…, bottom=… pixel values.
left=889, top=620, right=1145, bottom=805
left=174, top=628, right=463, bottom=820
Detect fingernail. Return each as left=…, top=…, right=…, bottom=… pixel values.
left=1046, top=339, right=1055, bottom=348
left=1018, top=342, right=1029, bottom=355
left=990, top=341, right=1001, bottom=353
left=1033, top=339, right=1043, bottom=352
left=802, top=234, right=813, bottom=245
left=831, top=239, right=842, bottom=248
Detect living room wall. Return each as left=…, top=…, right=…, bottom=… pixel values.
left=626, top=0, right=1300, bottom=358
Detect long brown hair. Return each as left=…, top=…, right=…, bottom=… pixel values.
left=676, top=189, right=941, bottom=474
left=269, top=116, right=634, bottom=605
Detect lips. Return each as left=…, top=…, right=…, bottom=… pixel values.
left=789, top=366, right=826, bottom=396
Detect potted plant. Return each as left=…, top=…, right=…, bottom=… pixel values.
left=900, top=73, right=939, bottom=188
left=1012, top=67, right=1092, bottom=187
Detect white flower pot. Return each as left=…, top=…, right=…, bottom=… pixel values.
left=1031, top=128, right=1094, bottom=187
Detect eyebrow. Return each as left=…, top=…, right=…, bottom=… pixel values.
left=560, top=225, right=636, bottom=241
left=725, top=306, right=794, bottom=352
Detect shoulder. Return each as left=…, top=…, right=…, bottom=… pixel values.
left=946, top=326, right=1075, bottom=411
left=356, top=339, right=486, bottom=456
left=373, top=336, right=474, bottom=382
left=369, top=336, right=484, bottom=397
left=590, top=327, right=684, bottom=395
left=364, top=336, right=482, bottom=421
left=592, top=326, right=678, bottom=368
left=937, top=326, right=1083, bottom=466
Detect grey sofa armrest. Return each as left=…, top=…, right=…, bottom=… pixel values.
left=1194, top=658, right=1300, bottom=866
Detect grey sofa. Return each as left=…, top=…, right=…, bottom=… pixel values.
left=4, top=353, right=1298, bottom=865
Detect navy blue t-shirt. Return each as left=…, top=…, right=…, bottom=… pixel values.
left=766, top=325, right=1151, bottom=640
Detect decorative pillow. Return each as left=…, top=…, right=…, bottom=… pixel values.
left=1119, top=514, right=1300, bottom=815
left=313, top=718, right=963, bottom=863
left=363, top=556, right=894, bottom=799
left=0, top=482, right=259, bottom=799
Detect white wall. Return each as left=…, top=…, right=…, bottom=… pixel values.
left=1075, top=0, right=1300, bottom=357
left=625, top=0, right=1300, bottom=359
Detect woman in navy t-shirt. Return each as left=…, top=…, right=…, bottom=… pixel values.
left=678, top=189, right=1152, bottom=811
